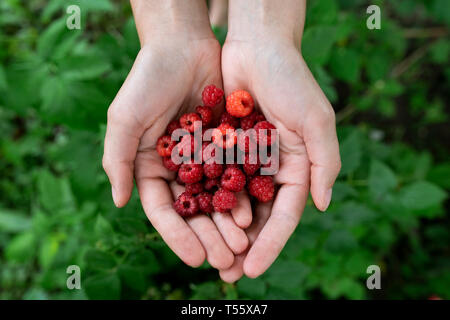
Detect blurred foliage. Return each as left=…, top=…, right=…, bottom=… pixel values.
left=0, top=0, right=449, bottom=300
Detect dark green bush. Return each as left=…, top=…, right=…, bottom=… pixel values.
left=0, top=0, right=448, bottom=299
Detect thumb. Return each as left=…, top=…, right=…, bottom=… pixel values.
left=303, top=109, right=341, bottom=211
left=102, top=108, right=142, bottom=208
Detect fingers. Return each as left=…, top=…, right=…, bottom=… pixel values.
left=137, top=177, right=205, bottom=267
left=219, top=202, right=272, bottom=283
left=303, top=110, right=341, bottom=211
left=243, top=183, right=308, bottom=278
left=170, top=182, right=234, bottom=270
left=211, top=211, right=249, bottom=255
left=103, top=111, right=142, bottom=207
left=231, top=191, right=253, bottom=229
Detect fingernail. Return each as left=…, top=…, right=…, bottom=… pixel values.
left=111, top=186, right=119, bottom=207
left=323, top=188, right=332, bottom=211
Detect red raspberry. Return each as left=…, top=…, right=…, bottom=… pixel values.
left=195, top=106, right=213, bottom=128
left=175, top=134, right=197, bottom=157
left=176, top=175, right=185, bottom=185
left=255, top=112, right=266, bottom=122
left=202, top=142, right=218, bottom=163
left=156, top=135, right=176, bottom=157
left=162, top=156, right=180, bottom=171
left=237, top=129, right=257, bottom=154
left=225, top=163, right=240, bottom=169
left=196, top=192, right=214, bottom=213
left=203, top=162, right=223, bottom=179
left=212, top=188, right=237, bottom=213
left=202, top=84, right=224, bottom=107
left=219, top=112, right=240, bottom=128
left=166, top=120, right=181, bottom=136
left=185, top=182, right=204, bottom=195
left=220, top=167, right=246, bottom=192
left=226, top=90, right=255, bottom=118
left=204, top=178, right=220, bottom=192
left=178, top=163, right=203, bottom=184
left=173, top=192, right=199, bottom=217
left=212, top=123, right=237, bottom=149
left=254, top=121, right=277, bottom=147
left=248, top=175, right=275, bottom=202
left=240, top=111, right=265, bottom=130
left=180, top=112, right=201, bottom=133
left=260, top=152, right=279, bottom=174
left=243, top=153, right=260, bottom=176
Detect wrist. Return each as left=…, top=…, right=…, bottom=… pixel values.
left=226, top=0, right=305, bottom=48
left=131, top=0, right=215, bottom=46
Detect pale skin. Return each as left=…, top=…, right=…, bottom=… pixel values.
left=102, top=0, right=341, bottom=281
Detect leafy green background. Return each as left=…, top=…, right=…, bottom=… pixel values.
left=0, top=0, right=449, bottom=300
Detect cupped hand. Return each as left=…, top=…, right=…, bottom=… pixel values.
left=219, top=38, right=341, bottom=281
left=102, top=37, right=250, bottom=270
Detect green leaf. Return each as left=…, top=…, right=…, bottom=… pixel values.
left=36, top=170, right=75, bottom=212
left=302, top=26, right=336, bottom=65
left=190, top=282, right=222, bottom=299
left=118, top=265, right=148, bottom=292
left=5, top=232, right=36, bottom=262
left=0, top=209, right=31, bottom=233
left=237, top=277, right=267, bottom=299
left=339, top=130, right=362, bottom=175
left=60, top=54, right=111, bottom=81
left=115, top=217, right=148, bottom=235
left=428, top=163, right=450, bottom=189
left=400, top=181, right=447, bottom=211
left=95, top=214, right=114, bottom=237
left=329, top=47, right=360, bottom=83
left=368, top=159, right=397, bottom=200
left=39, top=234, right=62, bottom=269
left=84, top=250, right=116, bottom=270
left=84, top=273, right=121, bottom=300
left=264, top=260, right=310, bottom=292
left=307, top=0, right=338, bottom=25
left=37, top=19, right=68, bottom=58
left=0, top=65, right=7, bottom=91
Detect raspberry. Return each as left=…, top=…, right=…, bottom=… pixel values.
left=204, top=178, right=220, bottom=192
left=220, top=167, right=246, bottom=192
left=213, top=188, right=237, bottom=213
left=225, top=163, right=240, bottom=169
left=226, top=90, right=255, bottom=118
left=180, top=112, right=201, bottom=133
left=162, top=156, right=180, bottom=171
left=240, top=111, right=265, bottom=130
left=176, top=175, right=185, bottom=185
left=203, top=162, right=223, bottom=179
left=178, top=163, right=203, bottom=184
left=195, top=106, right=213, bottom=128
left=185, top=182, right=204, bottom=195
left=174, top=192, right=199, bottom=217
left=248, top=176, right=275, bottom=202
left=212, top=123, right=237, bottom=149
left=196, top=192, right=214, bottom=213
left=156, top=135, right=176, bottom=157
left=202, top=84, right=224, bottom=107
left=243, top=153, right=260, bottom=176
left=255, top=113, right=266, bottom=122
left=175, top=134, right=197, bottom=157
left=254, top=121, right=277, bottom=147
left=219, top=112, right=240, bottom=128
left=166, top=120, right=181, bottom=136
left=202, top=142, right=218, bottom=163
left=237, top=129, right=257, bottom=154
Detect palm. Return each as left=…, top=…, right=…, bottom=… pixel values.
left=104, top=39, right=249, bottom=269
left=219, top=40, right=339, bottom=280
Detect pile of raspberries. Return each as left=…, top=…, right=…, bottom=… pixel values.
left=156, top=85, right=277, bottom=217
